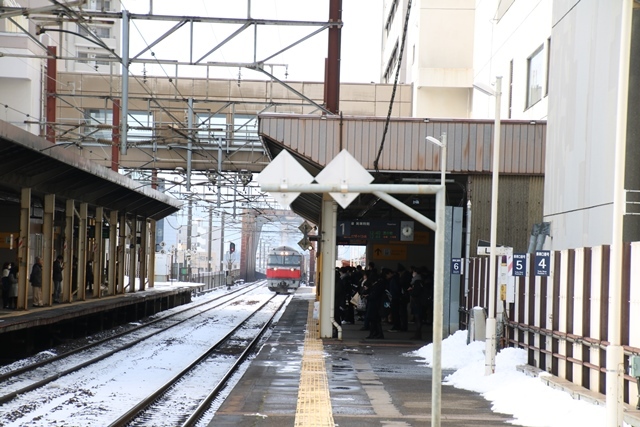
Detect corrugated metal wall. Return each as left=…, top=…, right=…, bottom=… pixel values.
left=260, top=114, right=546, bottom=175
left=468, top=175, right=545, bottom=253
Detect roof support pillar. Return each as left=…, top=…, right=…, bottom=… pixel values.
left=140, top=218, right=148, bottom=291
left=108, top=210, right=118, bottom=296
left=319, top=194, right=338, bottom=338
left=148, top=219, right=156, bottom=288
left=77, top=203, right=88, bottom=301
left=94, top=207, right=104, bottom=298
left=117, top=212, right=126, bottom=294
left=63, top=199, right=74, bottom=303
left=129, top=216, right=138, bottom=292
left=18, top=188, right=31, bottom=310
left=42, top=194, right=55, bottom=306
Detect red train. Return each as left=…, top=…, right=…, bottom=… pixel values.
left=266, top=246, right=303, bottom=293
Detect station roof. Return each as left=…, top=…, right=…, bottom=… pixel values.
left=258, top=113, right=546, bottom=225
left=0, top=120, right=181, bottom=221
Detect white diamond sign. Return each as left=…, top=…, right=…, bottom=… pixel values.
left=257, top=150, right=314, bottom=208
left=315, top=149, right=374, bottom=209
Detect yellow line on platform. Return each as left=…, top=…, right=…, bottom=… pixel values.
left=294, top=301, right=335, bottom=427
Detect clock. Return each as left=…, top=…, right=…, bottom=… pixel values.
left=402, top=226, right=413, bottom=237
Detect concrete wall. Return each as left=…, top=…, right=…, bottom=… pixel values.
left=544, top=1, right=625, bottom=249
left=472, top=0, right=551, bottom=121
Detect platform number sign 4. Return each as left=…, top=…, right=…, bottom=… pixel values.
left=534, top=251, right=551, bottom=276
left=451, top=258, right=462, bottom=275
left=513, top=254, right=527, bottom=277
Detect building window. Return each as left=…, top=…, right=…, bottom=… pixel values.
left=526, top=45, right=544, bottom=109
left=87, top=0, right=113, bottom=11
left=84, top=109, right=152, bottom=143
left=77, top=24, right=112, bottom=39
left=385, top=0, right=398, bottom=35
left=383, top=42, right=399, bottom=83
left=546, top=37, right=551, bottom=97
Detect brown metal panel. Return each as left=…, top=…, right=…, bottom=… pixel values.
left=566, top=249, right=575, bottom=381
left=503, top=122, right=513, bottom=174
left=551, top=251, right=561, bottom=376
left=539, top=260, right=548, bottom=371
left=483, top=124, right=493, bottom=172
left=514, top=124, right=524, bottom=174
left=581, top=248, right=592, bottom=388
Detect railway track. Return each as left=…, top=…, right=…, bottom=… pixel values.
left=111, top=294, right=288, bottom=427
left=0, top=283, right=287, bottom=426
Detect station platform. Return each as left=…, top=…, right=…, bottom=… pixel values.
left=212, top=287, right=513, bottom=427
left=0, top=282, right=199, bottom=363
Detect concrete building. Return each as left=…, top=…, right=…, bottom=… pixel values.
left=381, top=0, right=475, bottom=118
left=545, top=2, right=640, bottom=249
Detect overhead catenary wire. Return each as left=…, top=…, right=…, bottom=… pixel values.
left=373, top=0, right=412, bottom=173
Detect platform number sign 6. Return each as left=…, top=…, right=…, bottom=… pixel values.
left=534, top=251, right=551, bottom=276
left=513, top=254, right=527, bottom=277
left=451, top=258, right=462, bottom=275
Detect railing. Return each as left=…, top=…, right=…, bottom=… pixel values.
left=465, top=242, right=640, bottom=403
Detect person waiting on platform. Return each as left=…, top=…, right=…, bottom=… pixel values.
left=86, top=261, right=94, bottom=293
left=7, top=264, right=18, bottom=309
left=30, top=256, right=44, bottom=307
left=2, top=262, right=10, bottom=309
left=52, top=256, right=64, bottom=303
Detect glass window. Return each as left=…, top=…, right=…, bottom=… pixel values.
left=232, top=115, right=259, bottom=147
left=196, top=114, right=227, bottom=144
left=84, top=109, right=153, bottom=142
left=526, top=45, right=544, bottom=109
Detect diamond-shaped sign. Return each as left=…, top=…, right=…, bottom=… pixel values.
left=298, top=221, right=313, bottom=235
left=315, top=149, right=374, bottom=209
left=257, top=150, right=314, bottom=208
left=298, top=236, right=311, bottom=251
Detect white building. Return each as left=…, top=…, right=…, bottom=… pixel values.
left=0, top=0, right=121, bottom=134
left=382, top=0, right=475, bottom=118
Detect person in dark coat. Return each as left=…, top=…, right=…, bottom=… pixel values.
left=2, top=262, right=10, bottom=308
left=52, top=256, right=64, bottom=303
left=388, top=266, right=403, bottom=332
left=30, top=256, right=44, bottom=307
left=363, top=269, right=389, bottom=339
left=86, top=261, right=94, bottom=293
left=7, top=264, right=18, bottom=309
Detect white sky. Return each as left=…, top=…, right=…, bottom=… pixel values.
left=122, top=0, right=383, bottom=83
left=413, top=331, right=631, bottom=427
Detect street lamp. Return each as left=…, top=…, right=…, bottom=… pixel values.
left=425, top=132, right=446, bottom=427
left=426, top=134, right=447, bottom=187
left=474, top=76, right=502, bottom=375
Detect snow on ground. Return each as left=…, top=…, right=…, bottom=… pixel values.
left=409, top=331, right=624, bottom=427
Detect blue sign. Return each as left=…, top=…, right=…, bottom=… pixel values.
left=451, top=258, right=462, bottom=275
left=513, top=254, right=527, bottom=277
left=534, top=251, right=551, bottom=276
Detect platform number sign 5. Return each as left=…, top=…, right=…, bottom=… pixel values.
left=513, top=254, right=527, bottom=277
left=534, top=251, right=551, bottom=276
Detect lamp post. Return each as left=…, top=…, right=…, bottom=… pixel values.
left=425, top=132, right=446, bottom=427
left=474, top=76, right=502, bottom=374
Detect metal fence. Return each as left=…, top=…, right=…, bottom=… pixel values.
left=465, top=242, right=640, bottom=405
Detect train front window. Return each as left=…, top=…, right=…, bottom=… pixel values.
left=284, top=255, right=301, bottom=266
left=268, top=255, right=284, bottom=265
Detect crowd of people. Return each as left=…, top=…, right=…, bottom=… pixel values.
left=1, top=256, right=96, bottom=309
left=334, top=262, right=434, bottom=340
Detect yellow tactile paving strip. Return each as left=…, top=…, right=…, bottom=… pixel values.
left=294, top=301, right=335, bottom=427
